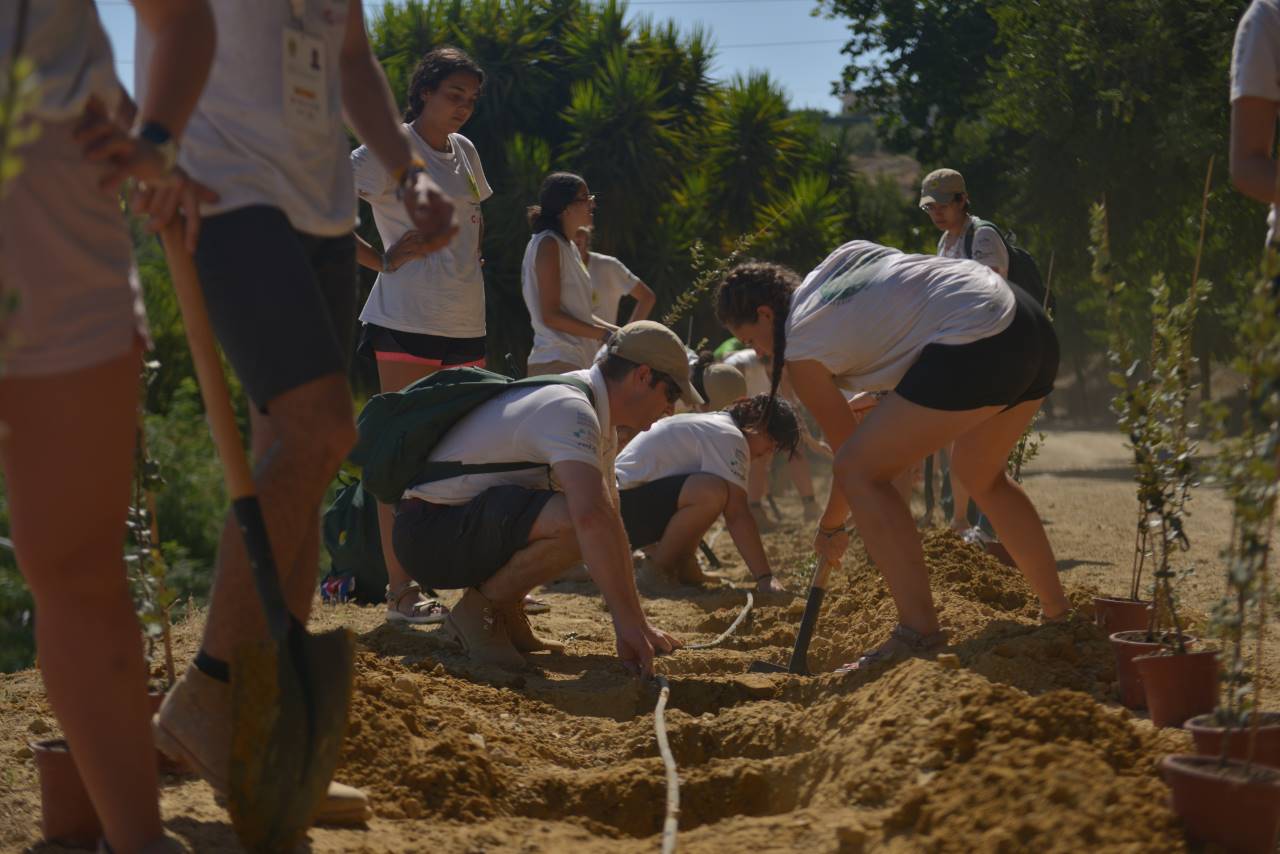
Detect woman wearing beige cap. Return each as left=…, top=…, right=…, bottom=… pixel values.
left=715, top=241, right=1072, bottom=673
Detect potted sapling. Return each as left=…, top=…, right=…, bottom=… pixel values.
left=1091, top=204, right=1155, bottom=633
left=1112, top=271, right=1215, bottom=717
left=1162, top=257, right=1280, bottom=853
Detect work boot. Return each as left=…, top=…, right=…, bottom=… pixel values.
left=443, top=588, right=527, bottom=669
left=154, top=665, right=372, bottom=825
left=498, top=600, right=566, bottom=653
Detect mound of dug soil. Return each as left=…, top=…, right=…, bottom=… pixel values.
left=321, top=527, right=1192, bottom=851
left=0, top=523, right=1194, bottom=852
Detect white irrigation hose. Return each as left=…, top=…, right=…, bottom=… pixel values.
left=653, top=675, right=680, bottom=854
left=686, top=591, right=754, bottom=650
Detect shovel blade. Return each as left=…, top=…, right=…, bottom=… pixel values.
left=748, top=660, right=793, bottom=674
left=228, top=627, right=356, bottom=852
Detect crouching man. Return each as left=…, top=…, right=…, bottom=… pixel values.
left=615, top=394, right=800, bottom=593
left=393, top=321, right=697, bottom=674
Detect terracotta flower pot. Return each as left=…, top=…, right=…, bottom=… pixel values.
left=31, top=738, right=101, bottom=849
left=1186, top=713, right=1280, bottom=770
left=1161, top=754, right=1280, bottom=853
left=1092, top=596, right=1153, bottom=634
left=1133, top=650, right=1219, bottom=728
left=1109, top=630, right=1163, bottom=710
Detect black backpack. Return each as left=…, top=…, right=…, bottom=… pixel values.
left=964, top=218, right=1053, bottom=312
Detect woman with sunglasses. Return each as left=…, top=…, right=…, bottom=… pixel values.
left=522, top=172, right=618, bottom=375
left=714, top=241, right=1072, bottom=673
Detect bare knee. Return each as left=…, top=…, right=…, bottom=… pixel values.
left=682, top=474, right=729, bottom=512
left=258, top=377, right=356, bottom=470
left=834, top=442, right=888, bottom=501
left=20, top=534, right=133, bottom=606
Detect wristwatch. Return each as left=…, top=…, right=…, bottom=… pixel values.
left=137, top=121, right=179, bottom=175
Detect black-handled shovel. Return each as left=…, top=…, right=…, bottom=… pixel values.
left=748, top=556, right=835, bottom=675
left=160, top=224, right=355, bottom=852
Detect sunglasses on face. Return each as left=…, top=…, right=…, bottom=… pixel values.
left=650, top=371, right=682, bottom=404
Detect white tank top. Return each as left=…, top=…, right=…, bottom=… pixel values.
left=521, top=230, right=598, bottom=369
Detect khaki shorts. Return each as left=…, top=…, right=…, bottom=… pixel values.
left=0, top=115, right=147, bottom=377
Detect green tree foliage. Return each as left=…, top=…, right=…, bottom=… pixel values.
left=364, top=0, right=863, bottom=374
left=822, top=0, right=1258, bottom=407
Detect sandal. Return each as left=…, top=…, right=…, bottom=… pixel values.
left=523, top=594, right=551, bottom=615
left=386, top=581, right=449, bottom=625
left=1040, top=606, right=1076, bottom=625
left=835, top=624, right=948, bottom=674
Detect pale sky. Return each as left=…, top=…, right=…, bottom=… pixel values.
left=93, top=0, right=850, bottom=113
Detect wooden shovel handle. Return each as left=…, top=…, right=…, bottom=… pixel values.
left=158, top=223, right=255, bottom=501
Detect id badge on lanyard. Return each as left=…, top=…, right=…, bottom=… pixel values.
left=283, top=0, right=329, bottom=137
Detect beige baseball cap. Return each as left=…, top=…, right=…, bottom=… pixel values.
left=919, top=168, right=966, bottom=207
left=702, top=364, right=747, bottom=410
left=608, top=321, right=704, bottom=406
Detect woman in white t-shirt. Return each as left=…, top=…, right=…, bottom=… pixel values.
left=351, top=47, right=491, bottom=625
left=616, top=395, right=798, bottom=593
left=715, top=240, right=1071, bottom=672
left=522, top=173, right=618, bottom=375
left=1231, top=0, right=1280, bottom=244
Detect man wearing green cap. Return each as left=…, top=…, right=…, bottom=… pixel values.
left=920, top=168, right=1010, bottom=278
left=391, top=321, right=698, bottom=675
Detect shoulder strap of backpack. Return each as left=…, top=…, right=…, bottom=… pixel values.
left=411, top=375, right=596, bottom=485
left=964, top=217, right=1010, bottom=258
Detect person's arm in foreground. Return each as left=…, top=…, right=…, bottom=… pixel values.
left=722, top=483, right=785, bottom=593
left=80, top=0, right=217, bottom=249
left=554, top=460, right=680, bottom=676
left=787, top=358, right=861, bottom=563
left=339, top=0, right=456, bottom=250
left=1231, top=96, right=1280, bottom=206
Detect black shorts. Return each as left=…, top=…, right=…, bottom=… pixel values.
left=194, top=206, right=356, bottom=411
left=392, top=486, right=556, bottom=590
left=895, top=284, right=1058, bottom=411
left=357, top=323, right=487, bottom=368
left=619, top=474, right=691, bottom=548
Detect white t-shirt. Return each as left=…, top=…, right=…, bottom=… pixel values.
left=616, top=412, right=750, bottom=492
left=136, top=0, right=355, bottom=236
left=406, top=366, right=612, bottom=505
left=937, top=215, right=1011, bottom=278
left=1233, top=0, right=1280, bottom=243
left=723, top=349, right=772, bottom=397
left=4, top=2, right=120, bottom=121
left=522, top=230, right=598, bottom=368
left=354, top=129, right=493, bottom=338
left=588, top=252, right=640, bottom=324
left=785, top=241, right=1016, bottom=395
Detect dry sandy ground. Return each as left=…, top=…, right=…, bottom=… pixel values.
left=0, top=428, right=1258, bottom=853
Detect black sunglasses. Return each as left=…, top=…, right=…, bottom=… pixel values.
left=650, top=371, right=682, bottom=404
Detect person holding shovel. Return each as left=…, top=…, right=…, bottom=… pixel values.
left=135, top=0, right=457, bottom=824
left=615, top=393, right=797, bottom=592
left=0, top=2, right=213, bottom=852
left=350, top=45, right=491, bottom=627
left=715, top=241, right=1072, bottom=673
left=1231, top=0, right=1280, bottom=245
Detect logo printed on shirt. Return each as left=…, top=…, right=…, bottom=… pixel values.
left=817, top=246, right=897, bottom=306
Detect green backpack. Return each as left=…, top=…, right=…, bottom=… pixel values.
left=322, top=367, right=593, bottom=599
left=321, top=477, right=387, bottom=604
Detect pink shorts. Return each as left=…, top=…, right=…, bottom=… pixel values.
left=0, top=115, right=148, bottom=378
